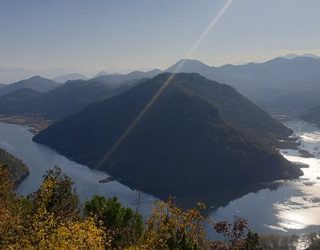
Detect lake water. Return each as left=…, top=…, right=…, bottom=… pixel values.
left=1, top=120, right=320, bottom=237
left=210, top=119, right=320, bottom=236
left=0, top=122, right=156, bottom=215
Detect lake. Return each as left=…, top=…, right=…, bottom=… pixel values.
left=210, top=119, right=320, bottom=236
left=1, top=120, right=320, bottom=236
left=0, top=122, right=157, bottom=215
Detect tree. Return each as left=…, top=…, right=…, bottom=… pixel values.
left=0, top=164, right=13, bottom=200
left=84, top=194, right=143, bottom=248
left=0, top=165, right=264, bottom=249
left=29, top=166, right=79, bottom=221
left=0, top=165, right=106, bottom=249
left=212, top=217, right=263, bottom=250
left=137, top=198, right=208, bottom=250
left=44, top=217, right=106, bottom=249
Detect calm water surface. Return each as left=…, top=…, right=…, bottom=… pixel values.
left=0, top=122, right=156, bottom=215
left=1, top=120, right=320, bottom=237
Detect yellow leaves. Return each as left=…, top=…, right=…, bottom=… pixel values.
left=1, top=166, right=261, bottom=249
left=45, top=217, right=106, bottom=249
left=0, top=164, right=14, bottom=202
left=2, top=209, right=106, bottom=249
left=138, top=198, right=208, bottom=250
left=34, top=178, right=56, bottom=207
left=0, top=166, right=105, bottom=249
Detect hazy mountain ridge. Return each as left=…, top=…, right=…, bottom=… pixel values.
left=0, top=78, right=144, bottom=121
left=281, top=53, right=320, bottom=60
left=166, top=56, right=320, bottom=115
left=34, top=73, right=301, bottom=198
left=0, top=76, right=61, bottom=98
left=0, top=70, right=163, bottom=122
left=93, top=69, right=162, bottom=85
left=53, top=73, right=88, bottom=83
left=94, top=70, right=109, bottom=78
left=3, top=55, right=320, bottom=115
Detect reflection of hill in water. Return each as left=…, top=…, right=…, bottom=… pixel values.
left=175, top=182, right=282, bottom=216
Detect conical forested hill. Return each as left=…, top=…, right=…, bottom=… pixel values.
left=34, top=73, right=301, bottom=198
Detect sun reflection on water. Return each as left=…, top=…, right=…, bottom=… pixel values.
left=273, top=120, right=320, bottom=232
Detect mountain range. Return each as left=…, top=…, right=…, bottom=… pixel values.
left=93, top=69, right=162, bottom=85
left=2, top=54, right=320, bottom=116
left=33, top=73, right=302, bottom=198
left=281, top=53, right=320, bottom=60
left=53, top=73, right=88, bottom=83
left=94, top=71, right=109, bottom=78
left=0, top=67, right=91, bottom=83
left=0, top=76, right=61, bottom=98
left=165, top=56, right=320, bottom=115
left=0, top=69, right=163, bottom=122
left=0, top=78, right=144, bottom=122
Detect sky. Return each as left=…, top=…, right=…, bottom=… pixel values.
left=1, top=0, right=320, bottom=74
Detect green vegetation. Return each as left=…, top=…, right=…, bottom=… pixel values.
left=0, top=147, right=29, bottom=185
left=0, top=166, right=263, bottom=249
left=84, top=195, right=143, bottom=248
left=34, top=73, right=302, bottom=199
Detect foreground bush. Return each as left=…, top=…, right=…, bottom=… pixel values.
left=136, top=198, right=207, bottom=249
left=0, top=165, right=106, bottom=249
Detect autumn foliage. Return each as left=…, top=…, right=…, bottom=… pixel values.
left=0, top=164, right=262, bottom=249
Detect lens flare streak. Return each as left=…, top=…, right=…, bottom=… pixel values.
left=97, top=0, right=234, bottom=168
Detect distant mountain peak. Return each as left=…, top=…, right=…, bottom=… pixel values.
left=165, top=59, right=212, bottom=73
left=0, top=75, right=60, bottom=98
left=94, top=71, right=109, bottom=78
left=53, top=73, right=88, bottom=83
left=281, top=53, right=320, bottom=60
left=301, top=53, right=320, bottom=59
left=282, top=54, right=299, bottom=60
left=92, top=69, right=162, bottom=86
left=28, top=75, right=46, bottom=80
left=178, top=58, right=207, bottom=64
left=172, top=58, right=210, bottom=67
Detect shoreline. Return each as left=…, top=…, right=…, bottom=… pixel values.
left=0, top=115, right=50, bottom=134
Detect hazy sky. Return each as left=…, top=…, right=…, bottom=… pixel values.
left=1, top=0, right=320, bottom=73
